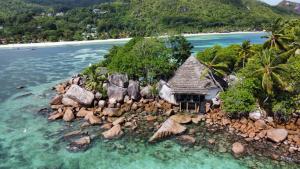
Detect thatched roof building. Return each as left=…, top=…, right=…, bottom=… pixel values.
left=169, top=56, right=226, bottom=95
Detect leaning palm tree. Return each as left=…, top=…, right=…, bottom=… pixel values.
left=253, top=50, right=288, bottom=96
left=236, top=40, right=254, bottom=68
left=198, top=55, right=229, bottom=91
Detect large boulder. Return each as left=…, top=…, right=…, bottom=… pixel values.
left=65, top=85, right=94, bottom=106
left=102, top=124, right=124, bottom=139
left=267, top=129, right=288, bottom=143
left=156, top=80, right=167, bottom=92
left=149, top=118, right=186, bottom=142
left=127, top=80, right=140, bottom=100
left=107, top=84, right=127, bottom=103
left=108, top=74, right=128, bottom=88
left=140, top=85, right=152, bottom=98
left=232, top=142, right=245, bottom=157
left=170, top=114, right=192, bottom=124
left=159, top=84, right=177, bottom=105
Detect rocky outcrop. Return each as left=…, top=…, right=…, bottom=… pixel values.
left=108, top=74, right=129, bottom=88
left=149, top=119, right=186, bottom=142
left=65, top=85, right=94, bottom=106
left=267, top=129, right=288, bottom=143
left=50, top=95, right=63, bottom=105
left=127, top=80, right=140, bottom=100
left=102, top=124, right=124, bottom=139
left=107, top=84, right=127, bottom=103
left=159, top=84, right=177, bottom=105
left=63, top=108, right=75, bottom=122
left=232, top=142, right=245, bottom=157
left=170, top=114, right=192, bottom=124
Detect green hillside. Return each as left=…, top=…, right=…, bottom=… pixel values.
left=0, top=0, right=298, bottom=44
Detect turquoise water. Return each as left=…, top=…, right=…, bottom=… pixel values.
left=1, top=33, right=294, bottom=169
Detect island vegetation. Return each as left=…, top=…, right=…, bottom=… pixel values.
left=0, top=0, right=298, bottom=44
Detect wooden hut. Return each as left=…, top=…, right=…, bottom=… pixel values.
left=168, top=56, right=227, bottom=113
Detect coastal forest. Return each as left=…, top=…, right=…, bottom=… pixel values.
left=0, top=0, right=299, bottom=44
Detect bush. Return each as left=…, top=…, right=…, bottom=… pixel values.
left=220, top=88, right=256, bottom=118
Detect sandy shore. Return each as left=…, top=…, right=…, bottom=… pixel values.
left=0, top=31, right=266, bottom=49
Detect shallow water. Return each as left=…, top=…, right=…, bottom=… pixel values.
left=1, top=33, right=296, bottom=169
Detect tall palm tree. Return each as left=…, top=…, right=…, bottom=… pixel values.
left=237, top=40, right=254, bottom=68
left=253, top=50, right=288, bottom=96
left=198, top=55, right=229, bottom=91
left=263, top=18, right=292, bottom=51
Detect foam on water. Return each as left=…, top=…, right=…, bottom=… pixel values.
left=1, top=33, right=297, bottom=169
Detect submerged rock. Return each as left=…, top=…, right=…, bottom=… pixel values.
left=65, top=85, right=94, bottom=106
left=267, top=129, right=288, bottom=143
left=102, top=124, right=124, bottom=139
left=149, top=119, right=186, bottom=142
left=68, top=136, right=91, bottom=152
left=232, top=142, right=245, bottom=157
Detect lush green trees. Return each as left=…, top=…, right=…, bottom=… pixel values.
left=167, top=36, right=193, bottom=67
left=236, top=40, right=254, bottom=68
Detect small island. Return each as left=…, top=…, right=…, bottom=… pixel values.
left=47, top=18, right=300, bottom=164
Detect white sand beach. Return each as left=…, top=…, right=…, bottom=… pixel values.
left=0, top=31, right=266, bottom=49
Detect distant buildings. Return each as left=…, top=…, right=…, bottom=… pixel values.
left=93, top=9, right=108, bottom=14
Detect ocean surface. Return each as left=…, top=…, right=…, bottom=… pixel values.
left=0, top=33, right=297, bottom=169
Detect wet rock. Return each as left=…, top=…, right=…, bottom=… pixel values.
left=159, top=84, right=177, bottom=105
left=102, top=108, right=122, bottom=117
left=170, top=114, right=192, bottom=124
left=112, top=117, right=125, bottom=126
left=177, top=135, right=196, bottom=145
left=76, top=108, right=92, bottom=118
left=50, top=95, right=63, bottom=105
left=249, top=110, right=262, bottom=121
left=68, top=136, right=90, bottom=152
left=218, top=144, right=227, bottom=153
left=107, top=84, right=127, bottom=103
left=65, top=85, right=94, bottom=106
left=48, top=111, right=64, bottom=120
left=102, top=124, right=124, bottom=139
left=149, top=119, right=186, bottom=142
left=127, top=80, right=140, bottom=100
left=108, top=74, right=129, bottom=88
left=232, top=142, right=245, bottom=157
left=63, top=108, right=75, bottom=122
left=101, top=123, right=113, bottom=130
left=16, top=86, right=25, bottom=89
left=64, top=130, right=82, bottom=138
left=140, top=85, right=152, bottom=98
left=62, top=97, right=80, bottom=107
left=267, top=128, right=288, bottom=143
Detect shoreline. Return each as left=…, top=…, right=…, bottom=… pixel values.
left=0, top=31, right=266, bottom=49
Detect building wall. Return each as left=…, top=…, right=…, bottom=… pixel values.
left=205, top=88, right=220, bottom=100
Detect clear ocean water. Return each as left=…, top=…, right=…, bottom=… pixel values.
left=0, top=33, right=296, bottom=169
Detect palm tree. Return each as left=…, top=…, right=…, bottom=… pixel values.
left=253, top=50, right=288, bottom=96
left=236, top=40, right=254, bottom=68
left=263, top=18, right=292, bottom=51
left=198, top=55, right=229, bottom=91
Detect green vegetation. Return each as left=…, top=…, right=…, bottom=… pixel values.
left=197, top=19, right=300, bottom=122
left=0, top=0, right=298, bottom=44
left=82, top=35, right=192, bottom=86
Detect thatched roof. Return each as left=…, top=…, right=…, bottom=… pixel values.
left=168, top=56, right=226, bottom=95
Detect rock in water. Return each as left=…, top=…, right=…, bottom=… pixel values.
left=232, top=142, right=245, bottom=157
left=267, top=129, right=288, bottom=143
left=107, top=84, right=127, bottom=103
left=102, top=124, right=124, bottom=139
left=127, top=80, right=140, bottom=100
left=65, top=85, right=94, bottom=106
left=177, top=135, right=196, bottom=145
left=170, top=114, right=192, bottom=124
left=108, top=74, right=129, bottom=88
left=149, top=119, right=186, bottom=142
left=63, top=108, right=75, bottom=122
left=68, top=136, right=91, bottom=152
left=50, top=95, right=63, bottom=105
left=159, top=84, right=177, bottom=105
